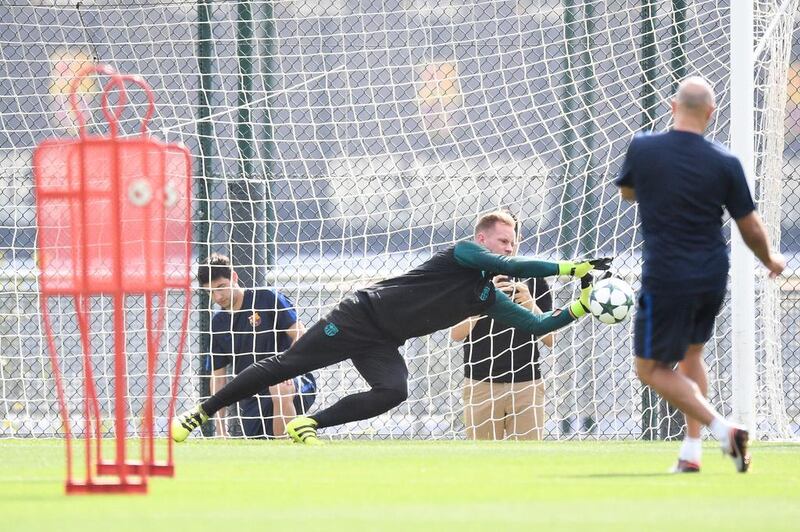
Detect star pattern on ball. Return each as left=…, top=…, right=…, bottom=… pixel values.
left=598, top=284, right=617, bottom=316
left=599, top=298, right=618, bottom=317
left=589, top=278, right=634, bottom=324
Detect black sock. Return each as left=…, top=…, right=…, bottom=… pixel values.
left=200, top=362, right=278, bottom=416
left=311, top=388, right=406, bottom=429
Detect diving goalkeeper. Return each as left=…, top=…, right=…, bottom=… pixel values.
left=173, top=211, right=611, bottom=444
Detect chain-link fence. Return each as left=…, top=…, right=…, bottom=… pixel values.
left=776, top=25, right=800, bottom=435
left=0, top=1, right=798, bottom=440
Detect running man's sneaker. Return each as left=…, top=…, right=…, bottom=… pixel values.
left=671, top=459, right=701, bottom=473
left=724, top=426, right=751, bottom=473
left=171, top=406, right=208, bottom=443
left=286, top=416, right=323, bottom=445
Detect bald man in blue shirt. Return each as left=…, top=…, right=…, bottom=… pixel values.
left=616, top=76, right=785, bottom=473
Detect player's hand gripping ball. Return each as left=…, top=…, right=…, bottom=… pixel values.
left=589, top=277, right=634, bottom=325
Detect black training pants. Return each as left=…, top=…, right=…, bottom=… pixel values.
left=201, top=295, right=409, bottom=430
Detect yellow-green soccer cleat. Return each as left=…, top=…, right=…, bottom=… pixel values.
left=171, top=406, right=208, bottom=443
left=286, top=416, right=323, bottom=445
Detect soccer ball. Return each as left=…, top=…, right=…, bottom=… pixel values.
left=588, top=278, right=635, bottom=325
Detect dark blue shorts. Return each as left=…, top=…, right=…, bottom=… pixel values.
left=236, top=374, right=317, bottom=438
left=634, top=289, right=726, bottom=363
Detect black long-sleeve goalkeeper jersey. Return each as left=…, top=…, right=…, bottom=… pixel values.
left=356, top=240, right=577, bottom=343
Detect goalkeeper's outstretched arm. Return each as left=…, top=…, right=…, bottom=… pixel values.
left=485, top=284, right=592, bottom=337
left=453, top=240, right=611, bottom=279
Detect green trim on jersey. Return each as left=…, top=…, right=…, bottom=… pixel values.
left=485, top=289, right=576, bottom=336
left=453, top=241, right=560, bottom=278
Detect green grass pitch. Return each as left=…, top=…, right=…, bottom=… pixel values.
left=1, top=439, right=799, bottom=531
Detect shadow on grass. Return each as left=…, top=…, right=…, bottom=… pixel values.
left=0, top=478, right=61, bottom=485
left=0, top=494, right=67, bottom=502
left=558, top=473, right=674, bottom=479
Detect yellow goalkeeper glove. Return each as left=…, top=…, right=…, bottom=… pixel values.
left=569, top=274, right=594, bottom=318
left=568, top=271, right=614, bottom=318
left=558, top=257, right=613, bottom=278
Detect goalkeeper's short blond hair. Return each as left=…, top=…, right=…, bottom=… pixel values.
left=474, top=210, right=517, bottom=236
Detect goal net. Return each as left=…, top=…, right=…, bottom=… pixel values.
left=0, top=0, right=797, bottom=441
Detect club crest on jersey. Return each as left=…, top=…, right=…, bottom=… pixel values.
left=248, top=312, right=262, bottom=327
left=479, top=285, right=491, bottom=301
left=324, top=322, right=339, bottom=336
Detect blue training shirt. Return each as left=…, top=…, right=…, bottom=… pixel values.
left=211, top=288, right=299, bottom=376
left=615, top=130, right=756, bottom=293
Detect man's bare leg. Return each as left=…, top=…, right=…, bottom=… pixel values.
left=675, top=343, right=706, bottom=468
left=635, top=357, right=750, bottom=472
